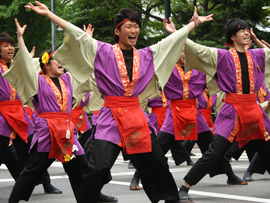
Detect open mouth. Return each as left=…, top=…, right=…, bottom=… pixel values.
left=128, top=36, right=136, bottom=42
left=7, top=52, right=14, bottom=57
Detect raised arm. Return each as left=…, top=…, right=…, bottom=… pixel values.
left=15, top=18, right=27, bottom=51
left=25, top=1, right=68, bottom=30
left=250, top=28, right=266, bottom=48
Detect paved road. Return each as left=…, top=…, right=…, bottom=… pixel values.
left=1, top=149, right=270, bottom=203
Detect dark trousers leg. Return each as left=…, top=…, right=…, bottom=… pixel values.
left=247, top=152, right=267, bottom=174
left=129, top=134, right=179, bottom=202
left=196, top=131, right=234, bottom=177
left=157, top=131, right=190, bottom=165
left=250, top=139, right=270, bottom=174
left=78, top=128, right=93, bottom=148
left=182, top=140, right=196, bottom=154
left=184, top=134, right=233, bottom=186
left=12, top=135, right=50, bottom=185
left=0, top=136, right=21, bottom=180
left=8, top=143, right=54, bottom=203
left=79, top=140, right=121, bottom=203
left=62, top=154, right=88, bottom=202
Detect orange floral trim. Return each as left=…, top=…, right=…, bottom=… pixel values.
left=176, top=64, right=192, bottom=100
left=202, top=91, right=213, bottom=109
left=160, top=91, right=167, bottom=107
left=43, top=75, right=68, bottom=112
left=0, top=60, right=16, bottom=100
left=258, top=86, right=266, bottom=104
left=113, top=44, right=140, bottom=97
left=229, top=47, right=255, bottom=94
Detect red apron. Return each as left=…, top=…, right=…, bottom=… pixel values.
left=201, top=109, right=214, bottom=134
left=225, top=93, right=265, bottom=148
left=152, top=106, right=167, bottom=131
left=0, top=100, right=29, bottom=143
left=171, top=99, right=198, bottom=140
left=39, top=112, right=74, bottom=162
left=93, top=111, right=99, bottom=116
left=104, top=96, right=151, bottom=155
left=71, top=107, right=87, bottom=132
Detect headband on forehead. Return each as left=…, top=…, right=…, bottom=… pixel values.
left=0, top=41, right=4, bottom=46
left=42, top=51, right=55, bottom=70
left=115, top=19, right=131, bottom=29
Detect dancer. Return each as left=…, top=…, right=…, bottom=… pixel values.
left=5, top=18, right=116, bottom=203
left=172, top=18, right=270, bottom=201
left=24, top=2, right=213, bottom=203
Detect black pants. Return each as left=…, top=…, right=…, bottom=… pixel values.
left=8, top=142, right=88, bottom=203
left=12, top=135, right=50, bottom=185
left=0, top=136, right=21, bottom=180
left=78, top=128, right=93, bottom=149
left=184, top=135, right=270, bottom=186
left=157, top=131, right=234, bottom=178
left=182, top=140, right=196, bottom=154
left=79, top=133, right=179, bottom=203
left=225, top=141, right=256, bottom=161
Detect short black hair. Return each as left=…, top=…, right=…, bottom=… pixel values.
left=0, top=33, right=15, bottom=58
left=224, top=19, right=248, bottom=45
left=113, top=8, right=141, bottom=43
left=39, top=49, right=54, bottom=73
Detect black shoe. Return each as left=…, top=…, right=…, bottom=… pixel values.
left=97, top=193, right=118, bottom=203
left=43, top=183, right=63, bottom=194
left=227, top=174, right=248, bottom=185
left=186, top=159, right=195, bottom=166
left=128, top=161, right=134, bottom=169
left=130, top=177, right=140, bottom=190
left=189, top=152, right=196, bottom=156
left=243, top=170, right=253, bottom=182
left=179, top=185, right=193, bottom=200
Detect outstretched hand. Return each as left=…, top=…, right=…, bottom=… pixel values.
left=262, top=40, right=270, bottom=49
left=193, top=6, right=213, bottom=24
left=25, top=1, right=50, bottom=16
left=15, top=18, right=27, bottom=37
left=83, top=24, right=95, bottom=37
left=163, top=17, right=176, bottom=34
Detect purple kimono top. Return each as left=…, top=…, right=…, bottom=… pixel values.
left=185, top=39, right=270, bottom=140
left=160, top=66, right=210, bottom=135
left=197, top=93, right=217, bottom=110
left=53, top=23, right=189, bottom=146
left=29, top=73, right=84, bottom=155
left=0, top=64, right=33, bottom=139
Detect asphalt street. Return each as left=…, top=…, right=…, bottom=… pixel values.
left=1, top=148, right=270, bottom=203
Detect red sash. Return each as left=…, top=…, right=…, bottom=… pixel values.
left=93, top=111, right=99, bottom=115
left=225, top=93, right=265, bottom=148
left=39, top=112, right=74, bottom=163
left=24, top=107, right=33, bottom=121
left=152, top=107, right=167, bottom=131
left=0, top=100, right=29, bottom=143
left=104, top=96, right=151, bottom=155
left=171, top=99, right=198, bottom=140
left=71, top=107, right=87, bottom=132
left=201, top=109, right=214, bottom=134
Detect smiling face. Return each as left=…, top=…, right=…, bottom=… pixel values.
left=231, top=28, right=250, bottom=47
left=45, top=59, right=64, bottom=77
left=115, top=20, right=140, bottom=50
left=0, top=42, right=15, bottom=63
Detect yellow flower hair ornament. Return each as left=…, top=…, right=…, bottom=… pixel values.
left=41, top=52, right=49, bottom=64
left=41, top=51, right=55, bottom=71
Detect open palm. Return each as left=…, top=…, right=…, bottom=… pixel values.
left=25, top=1, right=49, bottom=16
